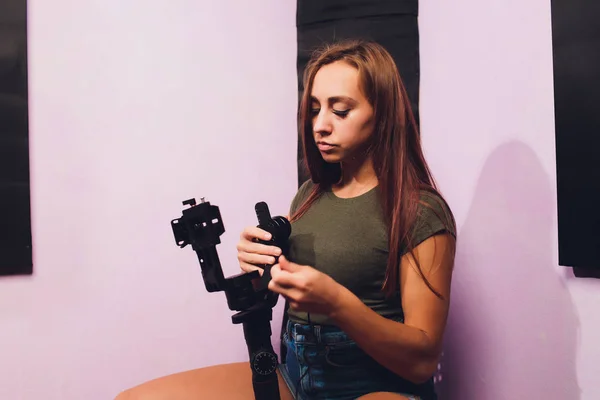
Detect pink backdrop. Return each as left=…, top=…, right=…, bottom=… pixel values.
left=420, top=1, right=600, bottom=398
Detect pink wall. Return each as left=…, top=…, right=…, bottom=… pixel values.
left=420, top=1, right=600, bottom=399
left=1, top=1, right=598, bottom=400
left=0, top=1, right=297, bottom=399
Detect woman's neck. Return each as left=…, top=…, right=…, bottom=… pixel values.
left=333, top=155, right=378, bottom=198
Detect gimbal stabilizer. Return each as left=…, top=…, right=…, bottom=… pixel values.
left=171, top=197, right=290, bottom=400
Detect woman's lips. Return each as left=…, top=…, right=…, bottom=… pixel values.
left=317, top=142, right=337, bottom=151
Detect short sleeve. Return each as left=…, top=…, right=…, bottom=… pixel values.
left=410, top=190, right=456, bottom=248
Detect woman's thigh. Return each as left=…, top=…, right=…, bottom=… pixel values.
left=357, top=393, right=413, bottom=400
left=114, top=362, right=294, bottom=400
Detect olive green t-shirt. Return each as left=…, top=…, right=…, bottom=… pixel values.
left=286, top=179, right=456, bottom=326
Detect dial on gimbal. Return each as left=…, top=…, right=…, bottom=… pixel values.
left=171, top=197, right=290, bottom=400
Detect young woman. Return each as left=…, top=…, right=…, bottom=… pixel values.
left=116, top=40, right=456, bottom=400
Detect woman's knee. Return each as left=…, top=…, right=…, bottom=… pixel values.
left=114, top=389, right=133, bottom=400
left=357, top=392, right=413, bottom=400
left=113, top=362, right=293, bottom=400
left=113, top=362, right=250, bottom=400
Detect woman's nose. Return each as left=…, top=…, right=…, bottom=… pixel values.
left=313, top=110, right=332, bottom=136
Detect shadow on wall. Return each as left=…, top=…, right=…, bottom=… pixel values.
left=436, top=141, right=581, bottom=399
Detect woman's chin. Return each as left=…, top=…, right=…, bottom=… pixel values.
left=319, top=148, right=343, bottom=162
left=320, top=154, right=342, bottom=163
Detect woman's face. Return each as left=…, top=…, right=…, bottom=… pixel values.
left=310, top=61, right=375, bottom=164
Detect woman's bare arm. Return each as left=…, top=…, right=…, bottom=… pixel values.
left=330, top=233, right=455, bottom=384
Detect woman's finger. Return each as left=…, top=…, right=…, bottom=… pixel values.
left=240, top=226, right=272, bottom=241
left=236, top=240, right=282, bottom=258
left=239, top=261, right=264, bottom=276
left=237, top=251, right=276, bottom=266
left=278, top=255, right=301, bottom=272
left=268, top=280, right=302, bottom=305
left=270, top=266, right=296, bottom=289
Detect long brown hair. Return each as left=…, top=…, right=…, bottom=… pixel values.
left=291, top=39, right=455, bottom=299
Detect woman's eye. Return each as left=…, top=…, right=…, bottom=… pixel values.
left=310, top=108, right=349, bottom=117
left=333, top=109, right=350, bottom=117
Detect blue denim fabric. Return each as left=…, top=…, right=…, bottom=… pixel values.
left=278, top=320, right=436, bottom=400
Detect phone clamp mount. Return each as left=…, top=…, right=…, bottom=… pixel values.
left=171, top=197, right=291, bottom=400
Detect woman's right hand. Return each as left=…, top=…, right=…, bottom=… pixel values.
left=236, top=226, right=283, bottom=276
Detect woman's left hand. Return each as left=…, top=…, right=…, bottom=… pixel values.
left=268, top=255, right=346, bottom=317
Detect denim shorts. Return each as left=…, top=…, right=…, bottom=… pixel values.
left=278, top=320, right=436, bottom=400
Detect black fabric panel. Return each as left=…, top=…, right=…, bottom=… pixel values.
left=0, top=0, right=32, bottom=276
left=551, top=0, right=600, bottom=273
left=297, top=0, right=417, bottom=26
left=295, top=5, right=420, bottom=186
